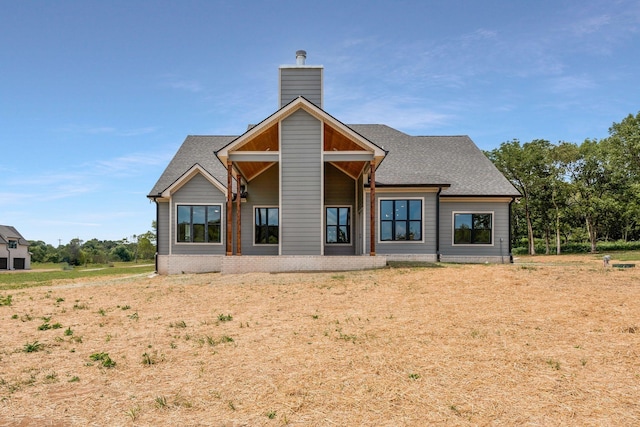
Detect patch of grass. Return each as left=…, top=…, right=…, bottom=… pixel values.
left=68, top=376, right=80, bottom=383
left=44, top=372, right=58, bottom=383
left=142, top=351, right=161, bottom=365
left=89, top=352, right=116, bottom=368
left=0, top=264, right=155, bottom=290
left=546, top=358, right=561, bottom=370
left=128, top=312, right=139, bottom=321
left=337, top=329, right=357, bottom=343
left=38, top=322, right=52, bottom=331
left=170, top=320, right=187, bottom=328
left=387, top=261, right=444, bottom=269
left=23, top=341, right=43, bottom=353
left=120, top=305, right=131, bottom=310
left=155, top=395, right=168, bottom=408
left=0, top=294, right=13, bottom=306
left=97, top=308, right=106, bottom=316
left=218, top=313, right=233, bottom=322
left=267, top=410, right=277, bottom=419
left=64, top=327, right=73, bottom=336
left=408, top=373, right=421, bottom=380
left=126, top=406, right=140, bottom=421
left=73, top=303, right=88, bottom=310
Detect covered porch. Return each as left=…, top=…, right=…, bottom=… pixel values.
left=215, top=97, right=386, bottom=258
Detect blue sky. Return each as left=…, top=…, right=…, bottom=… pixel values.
left=2, top=0, right=639, bottom=246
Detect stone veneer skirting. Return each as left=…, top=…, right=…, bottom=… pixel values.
left=157, top=254, right=387, bottom=275
left=439, top=255, right=512, bottom=264
left=156, top=253, right=511, bottom=275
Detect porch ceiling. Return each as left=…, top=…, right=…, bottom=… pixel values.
left=227, top=120, right=377, bottom=182
left=236, top=124, right=279, bottom=152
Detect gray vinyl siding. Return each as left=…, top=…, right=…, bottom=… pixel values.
left=241, top=163, right=279, bottom=255
left=170, top=173, right=226, bottom=255
left=366, top=191, right=438, bottom=255
left=280, top=109, right=322, bottom=255
left=280, top=68, right=323, bottom=108
left=157, top=201, right=170, bottom=255
left=324, top=163, right=355, bottom=255
left=439, top=200, right=511, bottom=258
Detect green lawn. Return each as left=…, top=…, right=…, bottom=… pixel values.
left=0, top=263, right=155, bottom=290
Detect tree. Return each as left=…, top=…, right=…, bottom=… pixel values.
left=609, top=111, right=640, bottom=176
left=111, top=245, right=133, bottom=262
left=487, top=139, right=554, bottom=254
left=564, top=139, right=618, bottom=252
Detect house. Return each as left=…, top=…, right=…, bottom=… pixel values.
left=0, top=225, right=31, bottom=270
left=148, top=51, right=520, bottom=274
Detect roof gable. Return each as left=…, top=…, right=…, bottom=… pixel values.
left=148, top=136, right=234, bottom=198
left=160, top=164, right=227, bottom=198
left=0, top=225, right=29, bottom=245
left=216, top=97, right=386, bottom=164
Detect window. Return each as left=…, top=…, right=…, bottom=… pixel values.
left=8, top=240, right=18, bottom=249
left=177, top=205, right=222, bottom=243
left=255, top=207, right=279, bottom=244
left=454, top=213, right=492, bottom=244
left=380, top=199, right=422, bottom=241
left=326, top=207, right=350, bottom=244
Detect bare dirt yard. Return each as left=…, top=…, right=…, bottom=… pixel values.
left=1, top=255, right=639, bottom=426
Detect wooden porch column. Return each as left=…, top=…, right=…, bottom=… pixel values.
left=226, top=160, right=233, bottom=256
left=236, top=172, right=242, bottom=256
left=369, top=160, right=376, bottom=256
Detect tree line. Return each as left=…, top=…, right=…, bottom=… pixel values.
left=486, top=111, right=640, bottom=255
left=29, top=227, right=156, bottom=265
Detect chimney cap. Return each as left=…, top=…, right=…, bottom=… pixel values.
left=295, top=50, right=307, bottom=65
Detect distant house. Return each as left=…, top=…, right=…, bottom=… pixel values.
left=148, top=51, right=520, bottom=274
left=0, top=225, right=31, bottom=270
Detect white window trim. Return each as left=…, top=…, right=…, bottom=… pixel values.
left=174, top=203, right=224, bottom=245
left=451, top=211, right=495, bottom=246
left=377, top=197, right=425, bottom=244
left=253, top=205, right=280, bottom=246
left=324, top=205, right=353, bottom=246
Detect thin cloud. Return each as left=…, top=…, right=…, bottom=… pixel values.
left=94, top=152, right=173, bottom=175
left=547, top=75, right=597, bottom=94
left=54, top=124, right=158, bottom=137
left=166, top=79, right=204, bottom=93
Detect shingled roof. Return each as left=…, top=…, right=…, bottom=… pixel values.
left=350, top=124, right=520, bottom=196
left=0, top=225, right=30, bottom=246
left=148, top=136, right=234, bottom=197
left=149, top=125, right=519, bottom=198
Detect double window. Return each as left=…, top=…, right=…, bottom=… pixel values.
left=326, top=207, right=350, bottom=244
left=255, top=207, right=279, bottom=244
left=177, top=205, right=222, bottom=243
left=8, top=240, right=17, bottom=249
left=380, top=199, right=422, bottom=241
left=454, top=213, right=492, bottom=244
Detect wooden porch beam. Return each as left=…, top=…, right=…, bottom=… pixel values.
left=236, top=172, right=242, bottom=256
left=226, top=160, right=233, bottom=256
left=369, top=160, right=376, bottom=256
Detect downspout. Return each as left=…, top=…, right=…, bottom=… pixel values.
left=436, top=186, right=442, bottom=262
left=509, top=197, right=515, bottom=263
left=154, top=199, right=159, bottom=273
